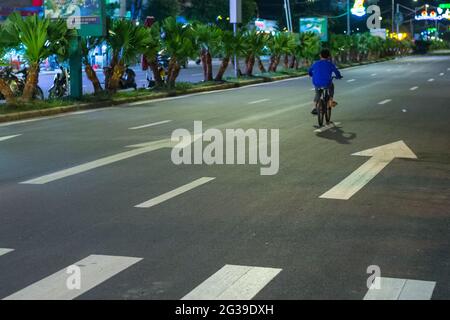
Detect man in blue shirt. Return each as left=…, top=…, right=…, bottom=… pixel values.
left=309, top=49, right=343, bottom=115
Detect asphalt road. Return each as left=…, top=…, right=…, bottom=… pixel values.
left=0, top=55, right=449, bottom=300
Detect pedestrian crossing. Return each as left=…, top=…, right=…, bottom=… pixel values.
left=0, top=249, right=438, bottom=300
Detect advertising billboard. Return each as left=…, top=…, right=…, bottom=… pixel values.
left=300, top=17, right=328, bottom=42
left=44, top=0, right=105, bottom=36
left=255, top=18, right=278, bottom=34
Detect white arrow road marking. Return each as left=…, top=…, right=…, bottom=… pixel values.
left=378, top=99, right=392, bottom=105
left=182, top=265, right=282, bottom=300
left=347, top=79, right=356, bottom=83
left=0, top=248, right=14, bottom=257
left=428, top=78, right=435, bottom=82
left=135, top=177, right=215, bottom=208
left=3, top=255, right=142, bottom=300
left=410, top=86, right=419, bottom=91
left=320, top=141, right=417, bottom=200
left=0, top=134, right=21, bottom=142
left=314, top=122, right=341, bottom=133
left=129, top=120, right=172, bottom=130
left=248, top=99, right=270, bottom=105
left=20, top=135, right=202, bottom=185
left=364, top=277, right=436, bottom=300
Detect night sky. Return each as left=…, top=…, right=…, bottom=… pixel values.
left=256, top=0, right=447, bottom=33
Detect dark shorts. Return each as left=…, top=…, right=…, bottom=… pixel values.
left=314, top=83, right=335, bottom=102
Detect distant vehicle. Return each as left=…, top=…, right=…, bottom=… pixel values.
left=48, top=65, right=69, bottom=99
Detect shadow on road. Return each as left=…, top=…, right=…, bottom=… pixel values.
left=315, top=125, right=357, bottom=144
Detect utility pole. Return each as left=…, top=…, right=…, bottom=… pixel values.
left=392, top=0, right=395, bottom=33
left=286, top=0, right=293, bottom=32
left=120, top=0, right=127, bottom=18
left=347, top=0, right=351, bottom=35
left=396, top=3, right=400, bottom=34
left=230, top=0, right=242, bottom=78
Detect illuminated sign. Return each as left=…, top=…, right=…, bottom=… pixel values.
left=439, top=4, right=450, bottom=9
left=255, top=19, right=278, bottom=34
left=351, top=0, right=366, bottom=17
left=415, top=8, right=450, bottom=21
left=300, top=17, right=328, bottom=42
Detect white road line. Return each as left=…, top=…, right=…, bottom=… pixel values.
left=428, top=78, right=435, bottom=82
left=21, top=138, right=172, bottom=185
left=129, top=120, right=172, bottom=130
left=371, top=73, right=377, bottom=76
left=387, top=69, right=392, bottom=72
left=439, top=73, right=444, bottom=76
left=3, top=255, right=142, bottom=300
left=0, top=134, right=21, bottom=142
left=136, top=177, right=215, bottom=208
left=378, top=99, right=392, bottom=105
left=248, top=99, right=270, bottom=105
left=0, top=248, right=14, bottom=256
left=182, top=264, right=282, bottom=300
left=410, top=86, right=419, bottom=91
left=347, top=79, right=356, bottom=83
left=364, top=277, right=436, bottom=300
left=314, top=122, right=341, bottom=133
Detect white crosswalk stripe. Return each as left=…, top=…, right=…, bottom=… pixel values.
left=363, top=277, right=436, bottom=300
left=3, top=255, right=142, bottom=300
left=182, top=264, right=282, bottom=300
left=0, top=248, right=14, bottom=257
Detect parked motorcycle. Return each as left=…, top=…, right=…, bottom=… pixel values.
left=48, top=66, right=69, bottom=99
left=0, top=67, right=44, bottom=100
left=104, top=66, right=137, bottom=90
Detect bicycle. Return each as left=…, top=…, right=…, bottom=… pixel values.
left=315, top=76, right=339, bottom=127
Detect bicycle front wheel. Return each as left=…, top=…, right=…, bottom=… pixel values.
left=316, top=100, right=325, bottom=127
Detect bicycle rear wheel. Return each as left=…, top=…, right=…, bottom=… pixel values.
left=316, top=100, right=325, bottom=127
left=325, top=102, right=332, bottom=124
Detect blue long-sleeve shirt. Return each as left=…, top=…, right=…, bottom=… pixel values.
left=309, top=60, right=342, bottom=88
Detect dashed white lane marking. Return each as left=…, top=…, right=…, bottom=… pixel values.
left=364, top=277, right=436, bottom=300
left=314, top=122, right=341, bottom=133
left=135, top=177, right=215, bottom=208
left=0, top=248, right=14, bottom=256
left=248, top=99, right=270, bottom=105
left=182, top=265, right=282, bottom=300
left=0, top=134, right=21, bottom=142
left=410, top=86, right=419, bottom=91
left=347, top=79, right=356, bottom=83
left=3, top=255, right=142, bottom=300
left=378, top=99, right=392, bottom=105
left=439, top=73, right=444, bottom=76
left=129, top=120, right=172, bottom=130
left=428, top=78, right=435, bottom=82
left=371, top=73, right=377, bottom=76
left=387, top=69, right=392, bottom=72
left=21, top=138, right=173, bottom=184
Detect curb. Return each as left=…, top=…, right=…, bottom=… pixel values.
left=0, top=57, right=396, bottom=124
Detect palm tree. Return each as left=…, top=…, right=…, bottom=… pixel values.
left=215, top=30, right=242, bottom=81
left=2, top=13, right=74, bottom=102
left=142, top=22, right=163, bottom=88
left=267, top=32, right=296, bottom=72
left=242, top=30, right=268, bottom=76
left=0, top=24, right=19, bottom=104
left=297, top=32, right=321, bottom=67
left=192, top=23, right=222, bottom=82
left=106, top=19, right=154, bottom=93
left=161, top=17, right=196, bottom=89
left=81, top=37, right=104, bottom=94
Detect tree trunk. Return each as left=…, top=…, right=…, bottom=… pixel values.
left=284, top=54, right=289, bottom=69
left=257, top=57, right=266, bottom=73
left=167, top=59, right=180, bottom=89
left=294, top=59, right=299, bottom=70
left=289, top=56, right=296, bottom=69
left=84, top=63, right=103, bottom=94
left=246, top=55, right=255, bottom=76
left=108, top=63, right=125, bottom=93
left=272, top=55, right=281, bottom=72
left=149, top=58, right=164, bottom=88
left=22, top=64, right=39, bottom=102
left=200, top=49, right=208, bottom=82
left=0, top=79, right=15, bottom=104
left=215, top=56, right=230, bottom=81
left=268, top=55, right=276, bottom=72
left=206, top=51, right=213, bottom=81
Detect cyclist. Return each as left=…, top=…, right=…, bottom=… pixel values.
left=309, top=49, right=343, bottom=115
